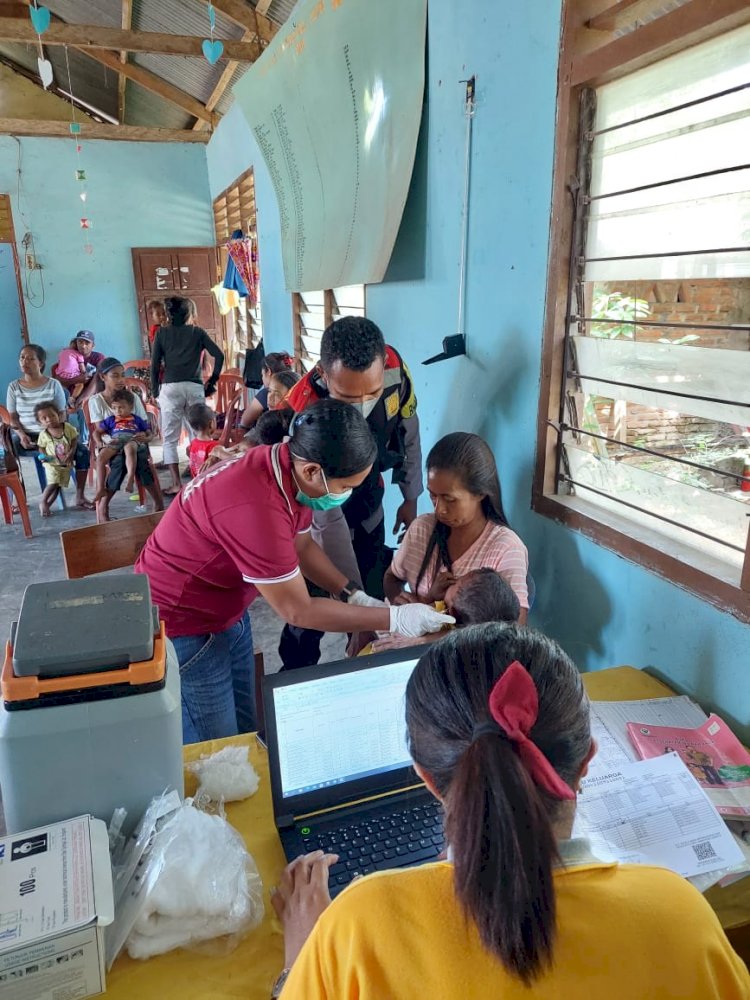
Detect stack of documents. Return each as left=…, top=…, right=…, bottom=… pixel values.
left=573, top=696, right=750, bottom=891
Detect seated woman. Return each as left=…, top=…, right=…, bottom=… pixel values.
left=273, top=624, right=749, bottom=999
left=89, top=357, right=163, bottom=522
left=6, top=343, right=93, bottom=509
left=238, top=351, right=295, bottom=432
left=384, top=432, right=529, bottom=622
left=357, top=567, right=519, bottom=655
left=267, top=368, right=300, bottom=410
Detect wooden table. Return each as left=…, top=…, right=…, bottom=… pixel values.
left=104, top=667, right=750, bottom=998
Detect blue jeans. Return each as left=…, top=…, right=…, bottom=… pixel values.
left=172, top=611, right=256, bottom=744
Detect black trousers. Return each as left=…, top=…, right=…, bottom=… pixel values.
left=278, top=519, right=392, bottom=670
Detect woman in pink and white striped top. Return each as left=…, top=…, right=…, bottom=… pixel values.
left=384, top=432, right=529, bottom=622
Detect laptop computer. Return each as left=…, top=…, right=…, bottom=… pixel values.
left=263, top=648, right=445, bottom=897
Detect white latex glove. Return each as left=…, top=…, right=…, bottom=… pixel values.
left=389, top=603, right=455, bottom=638
left=347, top=590, right=387, bottom=609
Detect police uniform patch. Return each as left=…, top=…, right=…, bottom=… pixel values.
left=385, top=391, right=399, bottom=419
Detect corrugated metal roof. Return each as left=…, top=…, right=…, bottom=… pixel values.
left=3, top=0, right=290, bottom=131
left=266, top=0, right=297, bottom=26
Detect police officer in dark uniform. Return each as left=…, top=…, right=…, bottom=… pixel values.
left=282, top=316, right=423, bottom=668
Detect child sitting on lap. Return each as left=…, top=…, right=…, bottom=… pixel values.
left=95, top=388, right=152, bottom=498
left=56, top=340, right=97, bottom=401
left=356, top=567, right=520, bottom=656
left=35, top=402, right=78, bottom=517
left=186, top=402, right=220, bottom=478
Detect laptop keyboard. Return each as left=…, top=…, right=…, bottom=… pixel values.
left=299, top=798, right=445, bottom=893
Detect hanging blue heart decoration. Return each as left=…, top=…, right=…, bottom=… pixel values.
left=29, top=4, right=51, bottom=34
left=207, top=3, right=216, bottom=29
left=202, top=38, right=224, bottom=65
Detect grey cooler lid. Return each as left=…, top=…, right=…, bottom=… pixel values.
left=12, top=574, right=157, bottom=677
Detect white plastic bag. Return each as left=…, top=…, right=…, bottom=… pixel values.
left=186, top=745, right=260, bottom=803
left=107, top=797, right=264, bottom=964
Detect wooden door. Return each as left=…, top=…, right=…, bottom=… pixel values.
left=131, top=246, right=226, bottom=359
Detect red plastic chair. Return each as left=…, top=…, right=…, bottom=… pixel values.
left=0, top=470, right=32, bottom=538
left=215, top=373, right=246, bottom=416
left=218, top=388, right=248, bottom=447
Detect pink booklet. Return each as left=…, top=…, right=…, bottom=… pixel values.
left=627, top=715, right=750, bottom=818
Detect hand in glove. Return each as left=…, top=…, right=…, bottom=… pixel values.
left=347, top=590, right=387, bottom=609
left=389, top=603, right=455, bottom=638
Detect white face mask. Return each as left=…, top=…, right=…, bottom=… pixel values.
left=351, top=397, right=380, bottom=420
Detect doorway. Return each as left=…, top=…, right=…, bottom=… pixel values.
left=0, top=195, right=28, bottom=391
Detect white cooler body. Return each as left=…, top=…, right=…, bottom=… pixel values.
left=0, top=641, right=184, bottom=836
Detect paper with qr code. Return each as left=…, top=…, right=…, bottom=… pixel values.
left=573, top=752, right=743, bottom=879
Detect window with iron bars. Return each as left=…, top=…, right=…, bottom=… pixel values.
left=535, top=7, right=750, bottom=621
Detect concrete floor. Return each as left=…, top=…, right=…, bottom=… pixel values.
left=0, top=455, right=346, bottom=672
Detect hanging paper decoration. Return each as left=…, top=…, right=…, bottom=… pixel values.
left=29, top=3, right=53, bottom=89
left=202, top=3, right=224, bottom=65
left=28, top=4, right=51, bottom=33
left=38, top=57, right=53, bottom=89
left=62, top=46, right=93, bottom=256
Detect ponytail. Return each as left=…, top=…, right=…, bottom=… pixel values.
left=405, top=624, right=590, bottom=983
left=445, top=731, right=558, bottom=983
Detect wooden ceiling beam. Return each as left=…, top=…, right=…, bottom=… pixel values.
left=118, top=0, right=132, bottom=125
left=0, top=117, right=210, bottom=142
left=209, top=0, right=278, bottom=44
left=255, top=0, right=273, bottom=15
left=0, top=18, right=261, bottom=59
left=82, top=47, right=217, bottom=125
left=586, top=0, right=644, bottom=32
left=572, top=0, right=750, bottom=85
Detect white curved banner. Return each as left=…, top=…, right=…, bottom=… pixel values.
left=232, top=0, right=427, bottom=292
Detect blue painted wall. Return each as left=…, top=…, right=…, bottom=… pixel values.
left=207, top=0, right=750, bottom=737
left=0, top=136, right=214, bottom=389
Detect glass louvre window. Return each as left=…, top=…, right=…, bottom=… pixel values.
left=293, top=285, right=365, bottom=371
left=557, top=25, right=750, bottom=576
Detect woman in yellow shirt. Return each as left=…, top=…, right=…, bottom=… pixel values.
left=272, top=624, right=749, bottom=999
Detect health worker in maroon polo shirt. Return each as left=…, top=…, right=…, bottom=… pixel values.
left=136, top=399, right=453, bottom=744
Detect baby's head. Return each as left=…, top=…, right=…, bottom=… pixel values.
left=34, top=402, right=63, bottom=430
left=445, top=568, right=521, bottom=626
left=110, top=388, right=135, bottom=418
left=249, top=407, right=293, bottom=446
left=187, top=402, right=217, bottom=439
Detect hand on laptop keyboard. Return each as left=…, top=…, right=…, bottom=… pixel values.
left=296, top=800, right=445, bottom=893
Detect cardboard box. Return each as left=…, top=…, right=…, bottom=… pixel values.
left=0, top=815, right=113, bottom=1000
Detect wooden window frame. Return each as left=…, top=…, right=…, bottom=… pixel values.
left=533, top=0, right=750, bottom=623
left=0, top=194, right=29, bottom=346
left=292, top=286, right=367, bottom=373
left=212, top=168, right=261, bottom=369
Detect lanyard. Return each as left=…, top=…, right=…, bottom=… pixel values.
left=270, top=443, right=295, bottom=518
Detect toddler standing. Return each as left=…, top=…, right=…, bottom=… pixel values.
left=35, top=402, right=78, bottom=516
left=186, top=402, right=220, bottom=477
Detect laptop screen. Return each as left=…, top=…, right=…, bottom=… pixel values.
left=273, top=657, right=419, bottom=799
